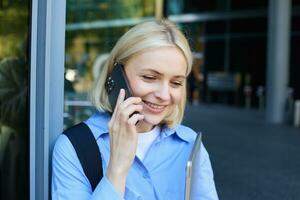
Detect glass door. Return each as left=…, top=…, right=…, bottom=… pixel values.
left=0, top=0, right=30, bottom=199
left=64, top=0, right=156, bottom=127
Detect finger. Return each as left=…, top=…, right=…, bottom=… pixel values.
left=111, top=89, right=126, bottom=122
left=115, top=89, right=126, bottom=110
left=118, top=96, right=142, bottom=112
left=127, top=114, right=144, bottom=126
left=119, top=104, right=143, bottom=122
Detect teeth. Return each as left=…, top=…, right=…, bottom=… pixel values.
left=145, top=101, right=164, bottom=109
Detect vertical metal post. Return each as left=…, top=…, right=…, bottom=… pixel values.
left=266, top=0, right=291, bottom=123
left=244, top=86, right=252, bottom=109
left=155, top=0, right=164, bottom=20
left=30, top=0, right=66, bottom=199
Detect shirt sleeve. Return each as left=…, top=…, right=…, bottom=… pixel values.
left=191, top=144, right=219, bottom=200
left=51, top=134, right=128, bottom=200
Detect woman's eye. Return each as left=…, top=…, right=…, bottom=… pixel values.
left=142, top=75, right=156, bottom=80
left=171, top=81, right=183, bottom=87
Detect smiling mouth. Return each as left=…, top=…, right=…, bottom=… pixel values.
left=143, top=100, right=167, bottom=113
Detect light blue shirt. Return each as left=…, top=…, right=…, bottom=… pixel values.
left=52, top=112, right=218, bottom=200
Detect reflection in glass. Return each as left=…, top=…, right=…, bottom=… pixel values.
left=0, top=1, right=30, bottom=199
left=64, top=0, right=155, bottom=128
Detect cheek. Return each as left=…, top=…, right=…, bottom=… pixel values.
left=171, top=89, right=185, bottom=104
left=129, top=79, right=150, bottom=96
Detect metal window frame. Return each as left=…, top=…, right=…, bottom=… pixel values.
left=30, top=0, right=66, bottom=199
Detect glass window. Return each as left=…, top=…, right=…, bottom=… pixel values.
left=293, top=0, right=300, bottom=6
left=64, top=0, right=155, bottom=128
left=292, top=15, right=300, bottom=32
left=182, top=0, right=228, bottom=13
left=230, top=17, right=267, bottom=34
left=231, top=0, right=268, bottom=10
left=291, top=15, right=300, bottom=99
left=205, top=21, right=226, bottom=34
left=204, top=40, right=225, bottom=71
left=0, top=0, right=30, bottom=199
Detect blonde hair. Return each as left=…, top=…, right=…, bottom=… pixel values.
left=90, top=19, right=193, bottom=127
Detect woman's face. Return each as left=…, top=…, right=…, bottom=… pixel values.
left=124, top=46, right=187, bottom=132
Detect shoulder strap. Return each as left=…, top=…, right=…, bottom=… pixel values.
left=63, top=122, right=103, bottom=191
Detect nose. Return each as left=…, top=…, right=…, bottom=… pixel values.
left=155, top=82, right=171, bottom=101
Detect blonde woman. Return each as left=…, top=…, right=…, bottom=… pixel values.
left=52, top=20, right=218, bottom=200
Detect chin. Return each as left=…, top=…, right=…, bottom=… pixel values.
left=142, top=114, right=164, bottom=126
left=142, top=106, right=172, bottom=125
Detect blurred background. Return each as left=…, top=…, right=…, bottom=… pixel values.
left=1, top=0, right=300, bottom=199
left=62, top=0, right=300, bottom=126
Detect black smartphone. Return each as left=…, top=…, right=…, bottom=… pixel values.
left=105, top=63, right=133, bottom=112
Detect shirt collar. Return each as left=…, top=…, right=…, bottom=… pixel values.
left=160, top=124, right=194, bottom=143
left=85, top=111, right=110, bottom=139
left=85, top=111, right=193, bottom=142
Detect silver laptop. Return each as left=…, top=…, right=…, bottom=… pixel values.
left=185, top=132, right=202, bottom=200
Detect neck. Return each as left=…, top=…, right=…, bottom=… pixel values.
left=136, top=120, right=155, bottom=133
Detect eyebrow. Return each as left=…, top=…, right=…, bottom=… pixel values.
left=141, top=69, right=186, bottom=79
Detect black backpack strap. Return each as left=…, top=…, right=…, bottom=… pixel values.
left=63, top=122, right=103, bottom=191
